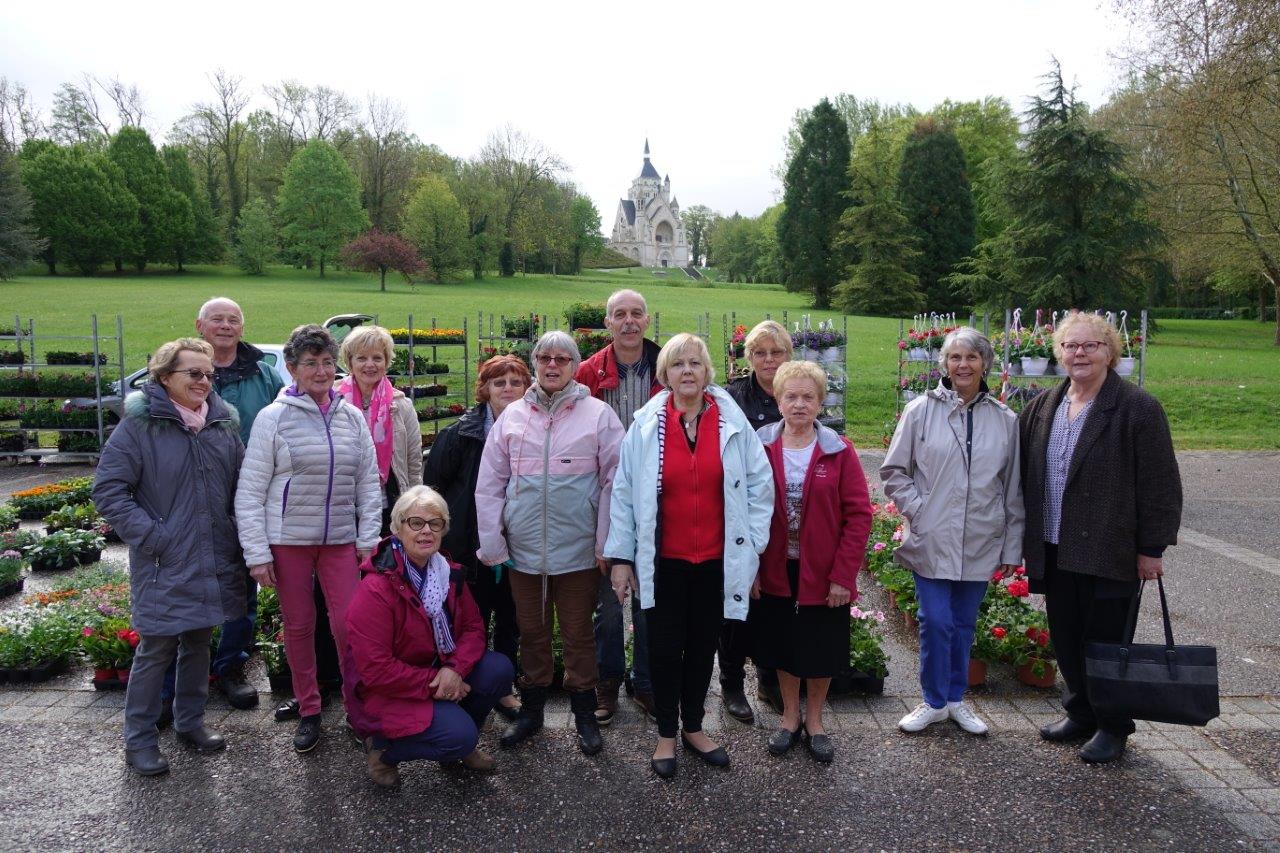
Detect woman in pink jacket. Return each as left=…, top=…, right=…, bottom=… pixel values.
left=475, top=331, right=624, bottom=756
left=751, top=360, right=873, bottom=764
left=346, top=485, right=514, bottom=787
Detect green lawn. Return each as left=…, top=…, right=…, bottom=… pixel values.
left=1, top=266, right=1276, bottom=449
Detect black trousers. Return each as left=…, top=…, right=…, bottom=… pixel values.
left=1043, top=544, right=1137, bottom=736
left=465, top=560, right=520, bottom=673
left=718, top=600, right=778, bottom=692
left=647, top=558, right=724, bottom=739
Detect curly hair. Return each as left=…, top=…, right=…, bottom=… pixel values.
left=283, top=324, right=339, bottom=367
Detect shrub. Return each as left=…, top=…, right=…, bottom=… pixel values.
left=44, top=352, right=106, bottom=366
left=564, top=302, right=606, bottom=329
left=8, top=476, right=94, bottom=518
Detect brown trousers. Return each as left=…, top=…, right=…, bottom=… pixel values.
left=508, top=568, right=600, bottom=692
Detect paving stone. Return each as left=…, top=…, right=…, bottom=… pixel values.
left=1192, top=786, right=1259, bottom=812
left=1220, top=714, right=1270, bottom=730
left=1131, top=732, right=1177, bottom=750
left=1162, top=729, right=1213, bottom=749
left=1142, top=749, right=1200, bottom=770
left=1010, top=698, right=1059, bottom=714
left=865, top=696, right=909, bottom=713
left=0, top=690, right=23, bottom=707
left=60, top=691, right=101, bottom=708
left=987, top=714, right=1030, bottom=732
left=1251, top=714, right=1280, bottom=730
left=91, top=692, right=126, bottom=709
left=833, top=712, right=881, bottom=731
left=1215, top=769, right=1273, bottom=790
left=1241, top=788, right=1280, bottom=815
left=971, top=697, right=1017, bottom=714
left=1232, top=698, right=1277, bottom=714
left=36, top=706, right=78, bottom=722
left=0, top=705, right=38, bottom=722
left=1172, top=768, right=1229, bottom=788
left=73, top=707, right=116, bottom=724
left=828, top=696, right=869, bottom=713
left=1190, top=749, right=1246, bottom=771
left=870, top=711, right=904, bottom=730
left=1224, top=811, right=1280, bottom=841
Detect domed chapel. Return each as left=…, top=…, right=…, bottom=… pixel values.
left=609, top=140, right=691, bottom=268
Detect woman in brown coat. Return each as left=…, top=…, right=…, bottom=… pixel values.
left=1019, top=311, right=1182, bottom=765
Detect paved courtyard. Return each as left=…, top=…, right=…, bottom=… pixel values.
left=0, top=450, right=1277, bottom=851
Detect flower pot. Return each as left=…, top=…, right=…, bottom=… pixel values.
left=901, top=390, right=917, bottom=403
left=848, top=672, right=886, bottom=695
left=268, top=672, right=293, bottom=694
left=968, top=658, right=988, bottom=687
left=903, top=611, right=919, bottom=632
left=75, top=548, right=102, bottom=567
left=1016, top=661, right=1057, bottom=689
left=820, top=346, right=843, bottom=363
left=824, top=392, right=841, bottom=407
left=30, top=555, right=74, bottom=572
left=28, top=657, right=66, bottom=683
left=93, top=667, right=116, bottom=682
left=1020, top=357, right=1049, bottom=376
left=115, top=668, right=131, bottom=685
left=1006, top=360, right=1023, bottom=376
left=0, top=577, right=24, bottom=598
left=908, top=347, right=931, bottom=362
left=1116, top=357, right=1135, bottom=376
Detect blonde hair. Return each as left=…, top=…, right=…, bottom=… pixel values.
left=390, top=485, right=451, bottom=535
left=655, top=333, right=716, bottom=389
left=1053, top=312, right=1122, bottom=370
left=744, top=320, right=793, bottom=359
left=149, top=338, right=214, bottom=382
left=340, top=325, right=396, bottom=370
left=772, top=360, right=827, bottom=398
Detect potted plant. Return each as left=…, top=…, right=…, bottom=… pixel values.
left=0, top=550, right=24, bottom=597
left=816, top=324, right=846, bottom=363
left=81, top=617, right=137, bottom=688
left=572, top=329, right=613, bottom=360
left=845, top=606, right=889, bottom=694
left=502, top=315, right=539, bottom=339
left=729, top=324, right=748, bottom=358
left=0, top=504, right=17, bottom=532
left=24, top=529, right=104, bottom=571
left=43, top=503, right=103, bottom=534
left=45, top=351, right=106, bottom=366
left=564, top=303, right=606, bottom=329
left=1117, top=331, right=1142, bottom=376
left=0, top=431, right=26, bottom=452
left=1020, top=334, right=1053, bottom=376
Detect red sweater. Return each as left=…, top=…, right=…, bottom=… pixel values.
left=660, top=395, right=724, bottom=563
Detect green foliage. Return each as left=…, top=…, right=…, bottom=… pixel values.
left=0, top=503, right=18, bottom=531
left=930, top=98, right=1020, bottom=242
left=23, top=529, right=103, bottom=569
left=709, top=208, right=783, bottom=284
left=896, top=120, right=975, bottom=312
left=564, top=302, right=606, bottom=328
left=108, top=127, right=194, bottom=271
left=162, top=144, right=224, bottom=266
left=402, top=173, right=470, bottom=280
left=234, top=198, right=276, bottom=275
left=778, top=99, right=853, bottom=308
left=580, top=245, right=638, bottom=269
left=43, top=503, right=103, bottom=533
left=276, top=139, right=368, bottom=276
left=568, top=197, right=603, bottom=275
left=949, top=65, right=1164, bottom=310
left=0, top=148, right=45, bottom=279
left=682, top=204, right=718, bottom=267
left=20, top=141, right=141, bottom=275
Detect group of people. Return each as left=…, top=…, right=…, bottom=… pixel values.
left=89, top=289, right=1180, bottom=785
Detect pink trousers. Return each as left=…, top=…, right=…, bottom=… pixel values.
left=272, top=543, right=359, bottom=717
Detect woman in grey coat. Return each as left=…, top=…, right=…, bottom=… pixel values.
left=93, top=338, right=247, bottom=777
left=881, top=327, right=1024, bottom=738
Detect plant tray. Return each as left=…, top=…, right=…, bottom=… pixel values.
left=0, top=577, right=25, bottom=598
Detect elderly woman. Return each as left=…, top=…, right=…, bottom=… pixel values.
left=721, top=319, right=793, bottom=720
left=236, top=324, right=382, bottom=754
left=338, top=325, right=423, bottom=535
left=1021, top=312, right=1181, bottom=764
left=881, top=327, right=1024, bottom=738
left=475, top=332, right=624, bottom=755
left=346, top=486, right=515, bottom=787
left=606, top=333, right=774, bottom=778
left=93, top=338, right=246, bottom=776
left=750, top=361, right=872, bottom=763
left=424, top=354, right=532, bottom=722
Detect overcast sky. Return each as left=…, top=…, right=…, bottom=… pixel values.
left=2, top=0, right=1136, bottom=222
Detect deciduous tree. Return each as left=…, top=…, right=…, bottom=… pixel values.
left=340, top=229, right=427, bottom=291
left=402, top=173, right=469, bottom=281
left=233, top=197, right=275, bottom=275
left=276, top=139, right=368, bottom=276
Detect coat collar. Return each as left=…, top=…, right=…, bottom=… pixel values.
left=756, top=419, right=845, bottom=455
left=455, top=402, right=488, bottom=441
left=130, top=382, right=236, bottom=429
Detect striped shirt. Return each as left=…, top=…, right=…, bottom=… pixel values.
left=600, top=359, right=650, bottom=429
left=1044, top=394, right=1095, bottom=545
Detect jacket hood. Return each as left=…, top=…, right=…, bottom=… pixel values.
left=756, top=419, right=845, bottom=455
left=215, top=341, right=270, bottom=384
left=455, top=402, right=488, bottom=441
left=526, top=379, right=588, bottom=412
left=125, top=382, right=239, bottom=431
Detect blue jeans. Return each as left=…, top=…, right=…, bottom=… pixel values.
left=913, top=573, right=988, bottom=709
left=595, top=575, right=651, bottom=692
left=375, top=651, right=515, bottom=764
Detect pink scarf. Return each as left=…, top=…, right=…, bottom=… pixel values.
left=338, top=376, right=394, bottom=485
left=176, top=400, right=208, bottom=433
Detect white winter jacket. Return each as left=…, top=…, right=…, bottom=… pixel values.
left=604, top=385, right=774, bottom=621
left=235, top=389, right=383, bottom=566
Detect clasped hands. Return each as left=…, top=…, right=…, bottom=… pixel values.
left=430, top=666, right=469, bottom=703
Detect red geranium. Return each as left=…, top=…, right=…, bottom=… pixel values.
left=1008, top=579, right=1030, bottom=598
left=991, top=626, right=1007, bottom=639
left=116, top=628, right=140, bottom=648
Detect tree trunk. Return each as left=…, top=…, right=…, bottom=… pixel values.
left=1260, top=284, right=1267, bottom=323
left=1212, top=127, right=1280, bottom=346
left=379, top=267, right=387, bottom=292
left=319, top=257, right=326, bottom=277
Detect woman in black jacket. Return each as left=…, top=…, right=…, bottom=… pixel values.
left=1020, top=312, right=1182, bottom=765
left=423, top=354, right=531, bottom=720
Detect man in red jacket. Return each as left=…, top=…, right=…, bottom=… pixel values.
left=574, top=289, right=662, bottom=725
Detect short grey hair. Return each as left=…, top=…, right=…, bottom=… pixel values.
left=606, top=288, right=647, bottom=316
left=938, top=326, right=995, bottom=377
left=197, top=297, right=242, bottom=321
left=531, top=330, right=582, bottom=376
left=390, top=485, right=451, bottom=535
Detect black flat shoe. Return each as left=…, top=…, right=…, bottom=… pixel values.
left=1080, top=730, right=1127, bottom=764
left=802, top=728, right=834, bottom=764
left=274, top=698, right=300, bottom=722
left=1040, top=716, right=1096, bottom=743
left=681, top=734, right=730, bottom=768
left=294, top=715, right=322, bottom=753
left=650, top=756, right=677, bottom=779
left=767, top=725, right=802, bottom=756
left=125, top=746, right=170, bottom=776
left=176, top=726, right=227, bottom=754
left=721, top=687, right=754, bottom=724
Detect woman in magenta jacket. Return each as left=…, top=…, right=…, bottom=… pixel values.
left=751, top=360, right=873, bottom=764
left=345, top=485, right=514, bottom=788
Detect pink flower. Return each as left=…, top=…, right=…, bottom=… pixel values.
left=884, top=501, right=899, bottom=515
left=874, top=611, right=885, bottom=623
left=81, top=626, right=94, bottom=637
left=891, top=530, right=903, bottom=542
left=873, top=542, right=887, bottom=552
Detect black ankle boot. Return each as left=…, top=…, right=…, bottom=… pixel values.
left=570, top=689, right=603, bottom=756
left=500, top=686, right=545, bottom=749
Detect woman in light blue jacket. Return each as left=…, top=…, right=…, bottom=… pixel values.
left=606, top=333, right=774, bottom=779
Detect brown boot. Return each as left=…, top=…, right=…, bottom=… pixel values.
left=364, top=738, right=400, bottom=788
left=461, top=748, right=496, bottom=773
left=632, top=689, right=657, bottom=721
left=595, top=678, right=621, bottom=725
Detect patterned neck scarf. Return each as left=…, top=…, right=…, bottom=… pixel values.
left=337, top=376, right=395, bottom=485
left=393, top=540, right=455, bottom=654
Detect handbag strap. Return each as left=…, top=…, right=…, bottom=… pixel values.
left=1154, top=575, right=1176, bottom=649
left=1122, top=576, right=1177, bottom=649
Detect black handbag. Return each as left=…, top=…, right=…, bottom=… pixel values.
left=1084, top=577, right=1220, bottom=726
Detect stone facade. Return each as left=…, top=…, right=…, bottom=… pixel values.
left=609, top=140, right=690, bottom=268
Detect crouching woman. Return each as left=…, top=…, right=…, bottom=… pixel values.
left=345, top=485, right=515, bottom=787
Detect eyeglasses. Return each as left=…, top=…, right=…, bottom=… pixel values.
left=403, top=516, right=446, bottom=532
left=489, top=378, right=526, bottom=389
left=751, top=349, right=788, bottom=361
left=298, top=359, right=337, bottom=371
left=1061, top=341, right=1107, bottom=354
left=535, top=354, right=573, bottom=367
left=175, top=369, right=216, bottom=382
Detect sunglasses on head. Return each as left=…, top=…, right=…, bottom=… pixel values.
left=404, top=516, right=445, bottom=532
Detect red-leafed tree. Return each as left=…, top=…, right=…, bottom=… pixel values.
left=340, top=229, right=429, bottom=291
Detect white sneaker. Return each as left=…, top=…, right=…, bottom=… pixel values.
left=948, top=701, right=989, bottom=735
left=898, top=702, right=949, bottom=733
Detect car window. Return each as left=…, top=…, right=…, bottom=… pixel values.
left=261, top=353, right=277, bottom=367
left=129, top=371, right=148, bottom=391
